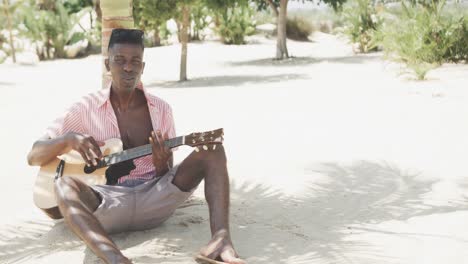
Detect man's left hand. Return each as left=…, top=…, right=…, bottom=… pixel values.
left=149, top=130, right=172, bottom=175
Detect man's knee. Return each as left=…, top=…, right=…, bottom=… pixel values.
left=197, top=144, right=227, bottom=165
left=54, top=176, right=100, bottom=211
left=55, top=176, right=80, bottom=199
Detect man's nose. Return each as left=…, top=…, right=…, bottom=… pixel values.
left=123, top=62, right=133, bottom=72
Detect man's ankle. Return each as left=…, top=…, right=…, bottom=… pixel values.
left=105, top=253, right=131, bottom=264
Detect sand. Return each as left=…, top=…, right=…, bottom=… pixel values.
left=0, top=33, right=467, bottom=264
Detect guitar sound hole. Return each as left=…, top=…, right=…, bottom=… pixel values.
left=84, top=165, right=96, bottom=174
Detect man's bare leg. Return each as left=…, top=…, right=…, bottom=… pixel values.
left=173, top=145, right=245, bottom=264
left=55, top=177, right=132, bottom=264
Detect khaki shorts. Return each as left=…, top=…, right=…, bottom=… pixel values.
left=91, top=166, right=194, bottom=234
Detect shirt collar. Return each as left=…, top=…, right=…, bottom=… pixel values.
left=97, top=81, right=155, bottom=108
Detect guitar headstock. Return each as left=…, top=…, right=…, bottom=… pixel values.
left=184, top=128, right=224, bottom=149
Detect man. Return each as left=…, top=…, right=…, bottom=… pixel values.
left=27, top=28, right=245, bottom=264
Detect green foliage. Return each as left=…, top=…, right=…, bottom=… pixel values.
left=19, top=1, right=87, bottom=59
left=441, top=15, right=468, bottom=63
left=341, top=0, right=383, bottom=53
left=133, top=0, right=177, bottom=46
left=217, top=3, right=256, bottom=44
left=191, top=3, right=212, bottom=41
left=63, top=0, right=93, bottom=14
left=255, top=0, right=346, bottom=13
left=381, top=0, right=467, bottom=79
left=286, top=16, right=314, bottom=41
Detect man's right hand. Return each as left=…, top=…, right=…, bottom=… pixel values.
left=64, top=132, right=104, bottom=167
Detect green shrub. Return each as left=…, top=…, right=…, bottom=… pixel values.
left=381, top=0, right=467, bottom=79
left=190, top=4, right=211, bottom=41
left=341, top=0, right=383, bottom=53
left=217, top=4, right=256, bottom=45
left=286, top=16, right=314, bottom=41
left=19, top=1, right=86, bottom=60
left=442, top=16, right=468, bottom=62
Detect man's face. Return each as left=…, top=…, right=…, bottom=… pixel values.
left=106, top=43, right=145, bottom=92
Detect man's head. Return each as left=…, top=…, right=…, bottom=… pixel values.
left=105, top=28, right=145, bottom=92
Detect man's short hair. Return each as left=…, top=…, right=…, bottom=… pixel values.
left=108, top=28, right=144, bottom=51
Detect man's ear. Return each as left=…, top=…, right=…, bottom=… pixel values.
left=105, top=58, right=110, bottom=71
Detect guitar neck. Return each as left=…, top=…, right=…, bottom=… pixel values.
left=101, top=136, right=184, bottom=167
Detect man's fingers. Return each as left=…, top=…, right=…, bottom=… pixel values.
left=154, top=130, right=165, bottom=150
left=78, top=150, right=90, bottom=166
left=78, top=147, right=92, bottom=166
left=156, top=130, right=170, bottom=152
left=88, top=138, right=103, bottom=158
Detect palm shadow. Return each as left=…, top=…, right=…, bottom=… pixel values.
left=145, top=73, right=308, bottom=89
left=0, top=220, right=82, bottom=263
left=1, top=160, right=466, bottom=263
left=226, top=160, right=468, bottom=263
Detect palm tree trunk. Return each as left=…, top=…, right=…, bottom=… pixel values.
left=179, top=5, right=190, bottom=82
left=3, top=0, right=16, bottom=63
left=276, top=0, right=289, bottom=60
left=100, top=0, right=134, bottom=88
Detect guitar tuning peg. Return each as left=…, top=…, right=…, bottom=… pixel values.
left=203, top=145, right=208, bottom=150
left=194, top=147, right=200, bottom=152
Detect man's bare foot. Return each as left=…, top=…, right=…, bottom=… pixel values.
left=108, top=254, right=132, bottom=264
left=198, top=232, right=245, bottom=264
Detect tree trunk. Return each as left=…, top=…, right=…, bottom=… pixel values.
left=153, top=26, right=161, bottom=47
left=100, top=0, right=134, bottom=89
left=94, top=0, right=102, bottom=22
left=3, top=0, right=16, bottom=63
left=176, top=20, right=182, bottom=43
left=179, top=5, right=189, bottom=82
left=265, top=0, right=279, bottom=16
left=276, top=0, right=289, bottom=60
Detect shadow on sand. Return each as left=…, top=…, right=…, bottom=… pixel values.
left=145, top=73, right=308, bottom=89
left=1, top=160, right=466, bottom=263
left=226, top=54, right=382, bottom=68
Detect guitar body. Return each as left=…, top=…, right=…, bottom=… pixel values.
left=33, top=138, right=123, bottom=212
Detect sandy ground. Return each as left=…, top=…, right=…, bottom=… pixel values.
left=0, top=33, right=468, bottom=264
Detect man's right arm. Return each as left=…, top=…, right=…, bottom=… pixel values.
left=27, top=132, right=103, bottom=167
left=27, top=134, right=71, bottom=166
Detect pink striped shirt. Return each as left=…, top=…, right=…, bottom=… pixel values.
left=45, top=83, right=176, bottom=184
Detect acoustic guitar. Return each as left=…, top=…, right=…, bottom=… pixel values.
left=33, top=128, right=224, bottom=217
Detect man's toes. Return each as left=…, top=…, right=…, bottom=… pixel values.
left=220, top=249, right=246, bottom=264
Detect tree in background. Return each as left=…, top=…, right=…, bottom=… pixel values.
left=1, top=0, right=22, bottom=63
left=257, top=0, right=346, bottom=59
left=133, top=0, right=176, bottom=46
left=205, top=0, right=254, bottom=44
left=100, top=0, right=134, bottom=88
left=19, top=0, right=89, bottom=60
left=175, top=0, right=191, bottom=81
left=190, top=2, right=211, bottom=41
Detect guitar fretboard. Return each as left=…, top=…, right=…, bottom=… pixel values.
left=97, top=136, right=184, bottom=168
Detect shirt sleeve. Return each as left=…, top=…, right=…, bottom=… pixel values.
left=45, top=103, right=83, bottom=139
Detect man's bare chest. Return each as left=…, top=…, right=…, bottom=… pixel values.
left=114, top=104, right=153, bottom=149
